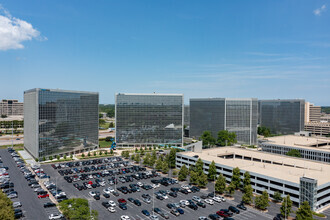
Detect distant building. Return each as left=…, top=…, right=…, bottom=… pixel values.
left=0, top=99, right=23, bottom=116
left=260, top=135, right=330, bottom=163
left=305, top=102, right=321, bottom=123
left=176, top=147, right=330, bottom=211
left=184, top=105, right=190, bottom=127
left=190, top=98, right=258, bottom=145
left=259, top=99, right=305, bottom=135
left=115, top=93, right=183, bottom=147
left=305, top=122, right=330, bottom=136
left=24, top=88, right=99, bottom=159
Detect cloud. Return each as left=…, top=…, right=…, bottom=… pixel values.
left=0, top=5, right=44, bottom=51
left=313, top=4, right=326, bottom=16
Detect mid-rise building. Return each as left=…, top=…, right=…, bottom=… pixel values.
left=305, top=102, right=321, bottom=123
left=259, top=99, right=305, bottom=135
left=260, top=135, right=330, bottom=163
left=115, top=93, right=183, bottom=147
left=176, top=147, right=330, bottom=211
left=304, top=122, right=330, bottom=136
left=190, top=98, right=258, bottom=145
left=24, top=88, right=99, bottom=159
left=0, top=99, right=23, bottom=116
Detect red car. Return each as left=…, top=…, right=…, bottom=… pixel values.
left=38, top=194, right=49, bottom=198
left=118, top=198, right=127, bottom=205
left=88, top=181, right=93, bottom=185
left=216, top=211, right=230, bottom=217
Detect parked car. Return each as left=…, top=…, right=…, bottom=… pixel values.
left=142, top=209, right=150, bottom=216
left=229, top=205, right=240, bottom=214
left=44, top=202, right=56, bottom=208
left=49, top=214, right=64, bottom=219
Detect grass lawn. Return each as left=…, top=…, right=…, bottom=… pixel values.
left=99, top=140, right=112, bottom=148
left=0, top=144, right=24, bottom=150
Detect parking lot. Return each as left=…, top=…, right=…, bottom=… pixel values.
left=41, top=156, right=275, bottom=220
left=0, top=149, right=61, bottom=220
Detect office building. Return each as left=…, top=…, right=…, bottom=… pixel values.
left=0, top=99, right=23, bottom=116
left=176, top=147, right=330, bottom=211
left=259, top=99, right=305, bottom=135
left=304, top=122, right=330, bottom=136
left=260, top=135, right=330, bottom=163
left=184, top=105, right=190, bottom=127
left=24, top=88, right=99, bottom=159
left=190, top=98, right=258, bottom=145
left=115, top=93, right=183, bottom=147
left=305, top=102, right=321, bottom=123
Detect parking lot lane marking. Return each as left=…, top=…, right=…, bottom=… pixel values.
left=127, top=203, right=134, bottom=208
left=136, top=214, right=144, bottom=220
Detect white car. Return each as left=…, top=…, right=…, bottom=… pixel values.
left=108, top=200, right=116, bottom=207
left=89, top=191, right=96, bottom=197
left=49, top=214, right=64, bottom=220
left=192, top=196, right=201, bottom=203
left=150, top=215, right=159, bottom=220
left=219, top=196, right=226, bottom=202
left=121, top=215, right=130, bottom=220
left=213, top=196, right=222, bottom=203
left=108, top=187, right=115, bottom=193
left=13, top=201, right=22, bottom=208
left=180, top=200, right=189, bottom=206
left=103, top=188, right=111, bottom=194
left=86, top=184, right=92, bottom=189
left=99, top=181, right=106, bottom=186
left=108, top=207, right=116, bottom=213
left=137, top=182, right=143, bottom=187
left=162, top=194, right=168, bottom=199
left=205, top=199, right=214, bottom=205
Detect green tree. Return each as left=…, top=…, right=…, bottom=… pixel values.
left=231, top=167, right=241, bottom=189
left=172, top=169, right=178, bottom=176
left=135, top=148, right=138, bottom=153
left=200, top=131, right=216, bottom=147
left=155, top=158, right=163, bottom=171
left=148, top=146, right=152, bottom=151
left=255, top=190, right=269, bottom=210
left=99, top=151, right=103, bottom=156
left=110, top=149, right=113, bottom=154
left=195, top=158, right=204, bottom=174
left=257, top=126, right=271, bottom=137
left=243, top=171, right=251, bottom=189
left=168, top=148, right=177, bottom=168
left=215, top=174, right=226, bottom=194
left=189, top=170, right=198, bottom=185
left=208, top=160, right=217, bottom=180
left=226, top=182, right=235, bottom=196
left=143, top=153, right=151, bottom=166
left=105, top=151, right=108, bottom=155
left=49, top=156, right=53, bottom=161
left=35, top=158, right=39, bottom=162
left=109, top=122, right=114, bottom=128
left=134, top=154, right=141, bottom=163
left=0, top=190, right=15, bottom=220
left=217, top=130, right=237, bottom=146
left=105, top=136, right=112, bottom=142
left=295, top=201, right=313, bottom=220
left=64, top=155, right=67, bottom=160
left=280, top=195, right=292, bottom=218
left=70, top=154, right=73, bottom=159
left=93, top=151, right=97, bottom=156
left=59, top=198, right=98, bottom=220
left=242, top=184, right=253, bottom=204
left=273, top=191, right=282, bottom=202
left=286, top=149, right=301, bottom=158
left=178, top=165, right=189, bottom=181
left=43, top=156, right=46, bottom=161
left=162, top=161, right=169, bottom=174
left=197, top=172, right=208, bottom=188
left=88, top=152, right=91, bottom=157
left=81, top=153, right=85, bottom=158
left=131, top=154, right=135, bottom=161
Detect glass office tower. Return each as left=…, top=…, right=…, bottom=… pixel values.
left=115, top=93, right=183, bottom=147
left=259, top=99, right=305, bottom=134
left=190, top=98, right=258, bottom=145
left=24, top=88, right=99, bottom=159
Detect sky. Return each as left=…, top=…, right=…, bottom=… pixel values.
left=0, top=0, right=329, bottom=105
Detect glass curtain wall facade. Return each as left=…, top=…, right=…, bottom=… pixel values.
left=115, top=93, right=183, bottom=147
left=24, top=88, right=99, bottom=159
left=259, top=99, right=305, bottom=135
left=190, top=98, right=257, bottom=145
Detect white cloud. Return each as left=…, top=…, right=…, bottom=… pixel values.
left=313, top=4, right=326, bottom=16
left=0, top=5, right=44, bottom=51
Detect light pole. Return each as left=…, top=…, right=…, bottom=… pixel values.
left=152, top=184, right=155, bottom=216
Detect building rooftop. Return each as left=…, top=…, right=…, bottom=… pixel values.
left=263, top=135, right=330, bottom=152
left=179, top=147, right=330, bottom=186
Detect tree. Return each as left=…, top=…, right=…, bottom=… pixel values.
left=35, top=158, right=39, bottom=162
left=226, top=182, right=236, bottom=196
left=49, top=156, right=53, bottom=161
left=195, top=158, right=204, bottom=174
left=0, top=114, right=7, bottom=118
left=231, top=167, right=241, bottom=189
left=189, top=170, right=198, bottom=185
left=70, top=154, right=73, bottom=159
left=257, top=126, right=271, bottom=137
left=148, top=146, right=152, bottom=151
left=243, top=171, right=251, bottom=189
left=295, top=201, right=313, bottom=220
left=242, top=184, right=253, bottom=204
left=155, top=158, right=163, bottom=171
left=172, top=169, right=178, bottom=176
left=143, top=153, right=151, bottom=166
left=43, top=156, right=46, bottom=161
left=105, top=136, right=112, bottom=142
left=105, top=151, right=108, bottom=155
left=134, top=154, right=141, bottom=163
left=64, top=155, right=67, bottom=160
left=168, top=148, right=177, bottom=168
left=99, top=151, right=103, bottom=156
left=197, top=172, right=208, bottom=188
left=93, top=151, right=97, bottom=156
left=208, top=160, right=217, bottom=180
left=131, top=154, right=135, bottom=161
left=200, top=131, right=216, bottom=147
left=215, top=174, right=226, bottom=194
left=280, top=195, right=292, bottom=218
left=81, top=153, right=85, bottom=158
left=178, top=165, right=189, bottom=181
left=59, top=198, right=98, bottom=220
left=109, top=122, right=114, bottom=128
left=255, top=190, right=269, bottom=210
left=286, top=149, right=301, bottom=158
left=217, top=130, right=237, bottom=146
left=88, top=152, right=91, bottom=157
left=135, top=148, right=138, bottom=153
left=0, top=190, right=14, bottom=219
left=109, top=149, right=113, bottom=155
left=273, top=191, right=282, bottom=203
left=162, top=161, right=169, bottom=174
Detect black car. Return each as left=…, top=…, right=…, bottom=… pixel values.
left=237, top=203, right=247, bottom=210
left=191, top=186, right=200, bottom=192
left=112, top=191, right=119, bottom=197
left=128, top=197, right=135, bottom=203
left=180, top=189, right=189, bottom=194
left=273, top=214, right=282, bottom=220
left=134, top=199, right=141, bottom=206
left=153, top=208, right=162, bottom=215
left=142, top=194, right=150, bottom=199
left=93, top=195, right=100, bottom=200
left=119, top=204, right=127, bottom=210
left=169, top=192, right=177, bottom=198
left=229, top=205, right=240, bottom=214
left=188, top=203, right=198, bottom=210
left=102, top=202, right=111, bottom=208
left=156, top=195, right=164, bottom=200
left=209, top=214, right=220, bottom=220
left=197, top=201, right=206, bottom=208
left=103, top=193, right=110, bottom=198
left=167, top=203, right=175, bottom=209
left=14, top=212, right=23, bottom=219
left=170, top=187, right=179, bottom=192
left=43, top=202, right=56, bottom=208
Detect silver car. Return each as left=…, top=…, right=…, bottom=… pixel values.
left=13, top=201, right=22, bottom=208
left=8, top=193, right=18, bottom=199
